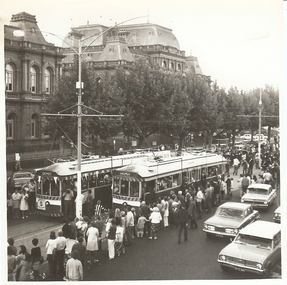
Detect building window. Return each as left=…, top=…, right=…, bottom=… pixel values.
left=162, top=60, right=167, bottom=68
left=31, top=114, right=39, bottom=138
left=5, top=64, right=14, bottom=92
left=30, top=66, right=37, bottom=93
left=177, top=64, right=181, bottom=71
left=45, top=69, right=51, bottom=93
left=170, top=62, right=174, bottom=70
left=6, top=114, right=16, bottom=139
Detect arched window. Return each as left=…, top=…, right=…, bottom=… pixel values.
left=162, top=60, right=167, bottom=68
left=170, top=62, right=174, bottom=70
left=6, top=113, right=16, bottom=139
left=44, top=68, right=51, bottom=94
left=30, top=66, right=37, bottom=93
left=5, top=64, right=14, bottom=92
left=177, top=63, right=181, bottom=71
left=31, top=114, right=39, bottom=138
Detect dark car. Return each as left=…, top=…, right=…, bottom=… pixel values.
left=8, top=171, right=34, bottom=190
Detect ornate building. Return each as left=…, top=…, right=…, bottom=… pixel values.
left=5, top=12, right=65, bottom=169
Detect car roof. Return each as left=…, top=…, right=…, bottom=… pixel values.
left=219, top=202, right=251, bottom=210
left=247, top=183, right=271, bottom=190
left=239, top=221, right=280, bottom=239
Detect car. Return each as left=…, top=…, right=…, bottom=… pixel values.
left=241, top=183, right=276, bottom=209
left=273, top=206, right=281, bottom=223
left=240, top=134, right=252, bottom=140
left=218, top=220, right=281, bottom=278
left=8, top=171, right=34, bottom=190
left=203, top=202, right=260, bottom=238
left=254, top=134, right=268, bottom=141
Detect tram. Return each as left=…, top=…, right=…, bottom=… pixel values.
left=111, top=151, right=227, bottom=208
left=34, top=151, right=166, bottom=217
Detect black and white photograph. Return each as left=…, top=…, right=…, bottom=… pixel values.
left=1, top=0, right=286, bottom=283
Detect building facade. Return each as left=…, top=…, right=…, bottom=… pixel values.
left=5, top=12, right=65, bottom=169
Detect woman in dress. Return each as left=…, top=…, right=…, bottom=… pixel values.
left=86, top=221, right=99, bottom=263
left=28, top=179, right=36, bottom=214
left=20, top=187, right=29, bottom=219
left=46, top=231, right=56, bottom=279
left=149, top=206, right=162, bottom=240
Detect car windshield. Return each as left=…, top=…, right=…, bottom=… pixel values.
left=14, top=173, right=32, bottom=179
left=247, top=188, right=268, bottom=195
left=215, top=207, right=244, bottom=218
left=235, top=234, right=272, bottom=249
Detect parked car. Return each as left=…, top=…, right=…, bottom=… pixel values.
left=254, top=134, right=268, bottom=141
left=218, top=220, right=281, bottom=278
left=8, top=171, right=34, bottom=190
left=203, top=202, right=260, bottom=238
left=273, top=206, right=281, bottom=223
left=240, top=134, right=252, bottom=140
left=241, top=183, right=276, bottom=209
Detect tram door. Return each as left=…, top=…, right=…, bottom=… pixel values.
left=94, top=185, right=112, bottom=210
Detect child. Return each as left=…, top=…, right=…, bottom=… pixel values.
left=31, top=238, right=42, bottom=281
left=137, top=214, right=148, bottom=238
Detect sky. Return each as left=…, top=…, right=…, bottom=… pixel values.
left=1, top=0, right=284, bottom=92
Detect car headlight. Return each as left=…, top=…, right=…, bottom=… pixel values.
left=219, top=255, right=226, bottom=261
left=241, top=198, right=244, bottom=202
left=264, top=201, right=268, bottom=204
left=256, top=263, right=263, bottom=269
left=205, top=225, right=215, bottom=231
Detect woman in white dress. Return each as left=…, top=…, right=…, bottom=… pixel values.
left=19, top=187, right=29, bottom=219
left=86, top=221, right=99, bottom=263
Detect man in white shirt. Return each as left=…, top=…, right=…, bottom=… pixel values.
left=195, top=188, right=204, bottom=219
left=53, top=230, right=67, bottom=280
left=233, top=157, right=240, bottom=175
left=65, top=250, right=83, bottom=281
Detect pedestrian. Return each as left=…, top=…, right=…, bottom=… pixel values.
left=137, top=213, right=149, bottom=238
left=62, top=217, right=73, bottom=239
left=62, top=189, right=74, bottom=218
left=177, top=204, right=189, bottom=244
left=131, top=207, right=138, bottom=238
left=233, top=157, right=240, bottom=175
left=94, top=200, right=106, bottom=219
left=71, top=236, right=86, bottom=266
left=7, top=237, right=17, bottom=256
left=225, top=175, right=231, bottom=200
left=115, top=219, right=125, bottom=256
left=15, top=245, right=27, bottom=264
left=7, top=192, right=13, bottom=220
left=195, top=187, right=204, bottom=218
left=11, top=189, right=21, bottom=219
left=125, top=206, right=134, bottom=245
left=7, top=246, right=16, bottom=281
left=94, top=215, right=103, bottom=251
left=27, top=179, right=36, bottom=214
left=81, top=216, right=90, bottom=245
left=251, top=175, right=257, bottom=184
left=31, top=238, right=42, bottom=281
left=205, top=183, right=213, bottom=213
left=162, top=196, right=169, bottom=227
left=149, top=206, right=162, bottom=240
left=263, top=170, right=273, bottom=185
left=241, top=174, right=250, bottom=196
left=139, top=201, right=151, bottom=237
left=86, top=221, right=99, bottom=263
left=213, top=181, right=220, bottom=206
left=84, top=189, right=93, bottom=219
left=257, top=174, right=264, bottom=183
left=187, top=197, right=198, bottom=229
left=107, top=218, right=116, bottom=260
left=53, top=230, right=67, bottom=280
left=20, top=187, right=29, bottom=219
left=46, top=231, right=56, bottom=280
left=15, top=252, right=32, bottom=281
left=65, top=250, right=83, bottom=281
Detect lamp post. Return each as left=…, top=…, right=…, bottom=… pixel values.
left=258, top=89, right=262, bottom=169
left=14, top=15, right=147, bottom=218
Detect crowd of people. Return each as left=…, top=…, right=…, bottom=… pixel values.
left=7, top=139, right=280, bottom=281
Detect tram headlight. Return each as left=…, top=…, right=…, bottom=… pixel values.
left=45, top=201, right=50, bottom=207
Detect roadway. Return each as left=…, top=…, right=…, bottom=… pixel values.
left=7, top=166, right=281, bottom=281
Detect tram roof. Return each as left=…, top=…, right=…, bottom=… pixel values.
left=35, top=150, right=172, bottom=177
left=113, top=152, right=226, bottom=181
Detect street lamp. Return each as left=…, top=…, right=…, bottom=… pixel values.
left=14, top=15, right=147, bottom=218
left=258, top=89, right=262, bottom=168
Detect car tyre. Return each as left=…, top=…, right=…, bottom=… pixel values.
left=262, top=264, right=272, bottom=278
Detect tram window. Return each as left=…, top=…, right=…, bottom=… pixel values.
left=121, top=181, right=129, bottom=196
left=82, top=176, right=88, bottom=190
left=104, top=173, right=111, bottom=184
left=90, top=175, right=97, bottom=187
left=207, top=166, right=218, bottom=177
left=172, top=174, right=179, bottom=187
left=146, top=180, right=156, bottom=193
left=130, top=181, right=139, bottom=197
left=51, top=179, right=59, bottom=196
left=43, top=178, right=50, bottom=195
left=191, top=169, right=199, bottom=181
left=113, top=178, right=120, bottom=194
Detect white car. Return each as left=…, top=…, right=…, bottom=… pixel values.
left=273, top=206, right=281, bottom=223
left=254, top=134, right=268, bottom=141
left=218, top=221, right=281, bottom=278
left=240, top=134, right=252, bottom=140
left=241, top=183, right=276, bottom=209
